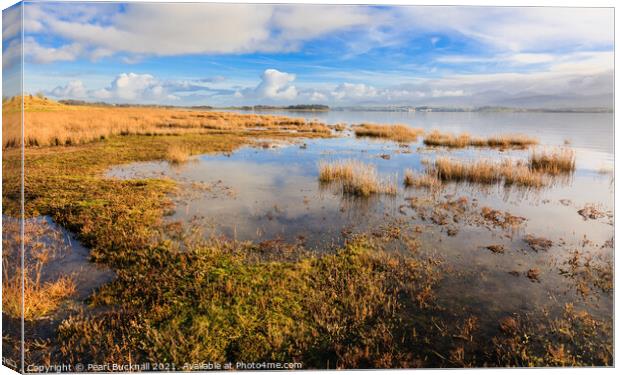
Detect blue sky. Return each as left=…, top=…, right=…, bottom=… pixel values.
left=2, top=2, right=614, bottom=107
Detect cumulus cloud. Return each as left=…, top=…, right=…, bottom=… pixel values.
left=45, top=73, right=236, bottom=104
left=47, top=73, right=180, bottom=102
left=242, top=69, right=298, bottom=101
left=49, top=80, right=87, bottom=98
left=331, top=83, right=378, bottom=101
left=93, top=73, right=178, bottom=101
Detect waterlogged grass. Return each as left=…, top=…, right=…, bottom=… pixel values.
left=354, top=123, right=424, bottom=142
left=529, top=148, right=576, bottom=175
left=165, top=144, right=191, bottom=164
left=404, top=168, right=442, bottom=191
left=2, top=219, right=77, bottom=321
left=423, top=130, right=538, bottom=149
left=59, top=236, right=448, bottom=368
left=427, top=157, right=551, bottom=188
left=319, top=160, right=398, bottom=196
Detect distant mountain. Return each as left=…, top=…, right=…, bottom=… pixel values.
left=345, top=90, right=613, bottom=111
left=493, top=93, right=613, bottom=109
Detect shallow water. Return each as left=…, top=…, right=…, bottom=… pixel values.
left=226, top=110, right=614, bottom=170
left=107, top=111, right=613, bottom=330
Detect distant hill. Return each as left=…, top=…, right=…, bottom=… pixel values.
left=3, top=95, right=69, bottom=113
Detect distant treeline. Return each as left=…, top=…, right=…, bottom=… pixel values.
left=56, top=99, right=329, bottom=111
left=57, top=99, right=204, bottom=109
left=232, top=104, right=330, bottom=111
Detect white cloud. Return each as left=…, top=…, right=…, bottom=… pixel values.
left=245, top=69, right=298, bottom=100
left=402, top=7, right=613, bottom=52
left=308, top=91, right=327, bottom=102
left=49, top=80, right=87, bottom=98
left=432, top=89, right=464, bottom=97
left=93, top=73, right=179, bottom=101
left=2, top=5, right=22, bottom=40
left=24, top=37, right=82, bottom=64
left=23, top=3, right=379, bottom=59
left=271, top=5, right=373, bottom=41
left=2, top=39, right=22, bottom=69
left=331, top=83, right=378, bottom=100
left=437, top=52, right=556, bottom=65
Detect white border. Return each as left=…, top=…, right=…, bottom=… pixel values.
left=0, top=1, right=617, bottom=375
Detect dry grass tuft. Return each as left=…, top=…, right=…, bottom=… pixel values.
left=430, top=157, right=501, bottom=184
left=428, top=157, right=548, bottom=188
left=529, top=148, right=576, bottom=175
left=166, top=144, right=191, bottom=164
left=404, top=168, right=442, bottom=190
left=423, top=130, right=537, bottom=149
left=2, top=275, right=77, bottom=321
left=319, top=160, right=397, bottom=196
left=500, top=160, right=545, bottom=188
left=2, top=218, right=77, bottom=321
left=486, top=134, right=539, bottom=148
left=354, top=123, right=423, bottom=142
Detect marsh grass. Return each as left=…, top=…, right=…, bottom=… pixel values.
left=404, top=168, right=442, bottom=190
left=529, top=148, right=576, bottom=175
left=4, top=99, right=610, bottom=368
left=319, top=160, right=397, bottom=196
left=423, top=130, right=538, bottom=149
left=428, top=158, right=549, bottom=188
left=354, top=123, right=424, bottom=142
left=1, top=219, right=77, bottom=321
left=500, top=160, right=545, bottom=188
left=165, top=144, right=191, bottom=164
left=430, top=157, right=502, bottom=184
left=3, top=96, right=331, bottom=149
left=58, top=235, right=446, bottom=368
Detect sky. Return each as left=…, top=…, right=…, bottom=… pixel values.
left=2, top=2, right=615, bottom=107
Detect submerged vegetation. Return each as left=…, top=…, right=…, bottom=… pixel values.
left=2, top=219, right=77, bottom=321
left=403, top=168, right=442, bottom=190
left=423, top=130, right=538, bottom=149
left=354, top=123, right=424, bottom=142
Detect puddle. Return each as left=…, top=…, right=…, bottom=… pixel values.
left=2, top=215, right=114, bottom=341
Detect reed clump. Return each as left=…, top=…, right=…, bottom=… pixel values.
left=319, top=160, right=397, bottom=196
left=423, top=130, right=538, bottom=149
left=430, top=157, right=501, bottom=184
left=165, top=144, right=191, bottom=164
left=354, top=123, right=424, bottom=142
left=427, top=157, right=547, bottom=188
left=529, top=148, right=576, bottom=175
left=404, top=168, right=442, bottom=190
left=500, top=160, right=545, bottom=188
